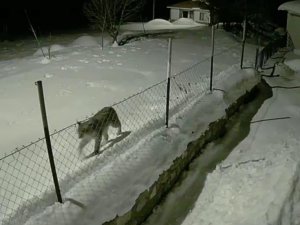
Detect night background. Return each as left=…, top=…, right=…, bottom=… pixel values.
left=0, top=0, right=290, bottom=40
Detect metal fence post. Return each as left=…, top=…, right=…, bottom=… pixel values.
left=240, top=18, right=247, bottom=69
left=35, top=80, right=63, bottom=203
left=255, top=47, right=259, bottom=70
left=255, top=35, right=261, bottom=71
left=210, top=25, right=215, bottom=92
left=165, top=38, right=172, bottom=128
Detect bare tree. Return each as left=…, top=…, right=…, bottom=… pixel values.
left=84, top=0, right=145, bottom=44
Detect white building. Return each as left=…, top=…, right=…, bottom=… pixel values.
left=278, top=0, right=300, bottom=49
left=167, top=0, right=211, bottom=24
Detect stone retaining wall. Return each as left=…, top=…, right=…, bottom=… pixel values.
left=104, top=80, right=268, bottom=225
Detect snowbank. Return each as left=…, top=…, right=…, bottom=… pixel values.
left=278, top=0, right=300, bottom=15
left=172, top=18, right=200, bottom=26
left=182, top=51, right=300, bottom=225
left=147, top=19, right=173, bottom=26
left=70, top=35, right=99, bottom=47
left=33, top=44, right=65, bottom=56
left=120, top=18, right=204, bottom=31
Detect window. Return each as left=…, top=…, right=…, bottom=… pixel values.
left=199, top=12, right=204, bottom=21
left=181, top=10, right=194, bottom=19
left=181, top=10, right=188, bottom=18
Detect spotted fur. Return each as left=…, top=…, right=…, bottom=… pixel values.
left=77, top=107, right=121, bottom=155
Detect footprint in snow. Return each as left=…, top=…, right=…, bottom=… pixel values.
left=7, top=120, right=17, bottom=126
left=78, top=59, right=89, bottom=64
left=44, top=73, right=54, bottom=78
left=39, top=58, right=51, bottom=65
left=4, top=66, right=16, bottom=71
left=60, top=66, right=79, bottom=72
left=59, top=89, right=72, bottom=96
left=86, top=82, right=101, bottom=88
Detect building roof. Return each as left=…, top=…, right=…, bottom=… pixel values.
left=278, top=0, right=300, bottom=15
left=167, top=1, right=210, bottom=10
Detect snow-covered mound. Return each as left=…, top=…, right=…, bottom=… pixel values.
left=50, top=44, right=65, bottom=52
left=34, top=44, right=65, bottom=56
left=274, top=62, right=295, bottom=76
left=120, top=18, right=204, bottom=31
left=285, top=59, right=300, bottom=72
left=71, top=35, right=99, bottom=47
left=278, top=0, right=300, bottom=15
left=146, top=19, right=173, bottom=26
left=172, top=18, right=199, bottom=26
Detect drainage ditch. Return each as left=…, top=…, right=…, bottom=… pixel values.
left=142, top=80, right=273, bottom=225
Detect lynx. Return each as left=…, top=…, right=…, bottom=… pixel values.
left=77, top=107, right=122, bottom=155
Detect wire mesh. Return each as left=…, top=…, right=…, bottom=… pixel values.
left=1, top=38, right=254, bottom=225
left=257, top=36, right=287, bottom=69
left=0, top=140, right=55, bottom=224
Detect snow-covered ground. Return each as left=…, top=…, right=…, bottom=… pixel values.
left=0, top=20, right=244, bottom=156
left=182, top=50, right=300, bottom=225
left=0, top=20, right=261, bottom=225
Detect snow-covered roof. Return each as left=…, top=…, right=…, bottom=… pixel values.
left=278, top=0, right=300, bottom=15
left=167, top=1, right=209, bottom=10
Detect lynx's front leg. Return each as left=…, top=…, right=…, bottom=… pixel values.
left=78, top=137, right=92, bottom=156
left=94, top=135, right=102, bottom=154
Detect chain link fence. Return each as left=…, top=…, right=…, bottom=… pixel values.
left=1, top=37, right=250, bottom=225
left=256, top=35, right=288, bottom=72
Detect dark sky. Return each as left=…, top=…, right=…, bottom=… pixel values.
left=0, top=0, right=178, bottom=39
left=0, top=0, right=89, bottom=37
left=0, top=0, right=288, bottom=40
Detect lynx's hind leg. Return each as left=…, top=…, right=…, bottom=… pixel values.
left=113, top=117, right=122, bottom=135
left=102, top=127, right=109, bottom=145
left=117, top=125, right=121, bottom=135
left=94, top=136, right=102, bottom=154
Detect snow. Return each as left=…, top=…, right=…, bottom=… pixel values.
left=120, top=19, right=205, bottom=31
left=147, top=19, right=173, bottom=26
left=0, top=26, right=244, bottom=157
left=4, top=66, right=259, bottom=225
left=34, top=44, right=66, bottom=57
left=278, top=0, right=300, bottom=15
left=4, top=21, right=298, bottom=225
left=181, top=51, right=300, bottom=225
left=70, top=35, right=100, bottom=47
left=172, top=18, right=200, bottom=26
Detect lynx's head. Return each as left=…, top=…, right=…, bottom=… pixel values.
left=77, top=121, right=96, bottom=139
